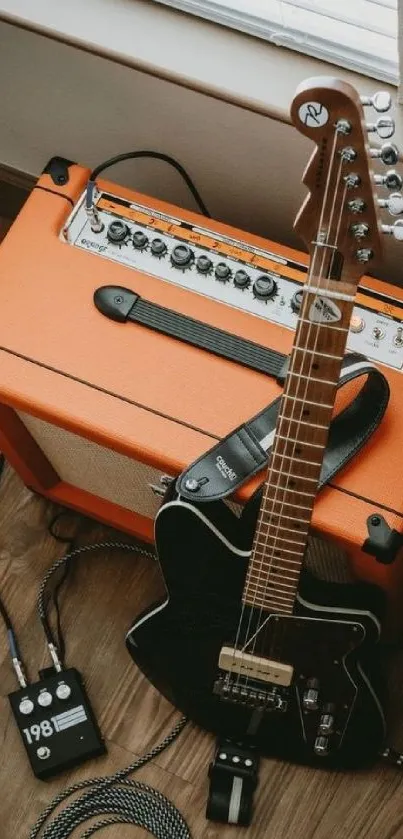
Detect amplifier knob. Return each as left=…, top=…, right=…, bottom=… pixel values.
left=171, top=244, right=194, bottom=268
left=215, top=262, right=232, bottom=282
left=132, top=230, right=149, bottom=249
left=107, top=220, right=129, bottom=243
left=150, top=238, right=167, bottom=257
left=196, top=254, right=213, bottom=274
left=253, top=275, right=277, bottom=300
left=291, top=288, right=304, bottom=313
left=233, top=270, right=251, bottom=289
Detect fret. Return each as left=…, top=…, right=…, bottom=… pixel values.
left=303, top=286, right=355, bottom=301
left=284, top=373, right=339, bottom=386
left=246, top=582, right=296, bottom=597
left=247, top=572, right=299, bottom=585
left=293, top=348, right=344, bottom=361
left=244, top=585, right=295, bottom=604
left=263, top=486, right=316, bottom=498
left=267, top=470, right=319, bottom=483
left=253, top=542, right=303, bottom=557
left=277, top=415, right=328, bottom=431
left=257, top=523, right=309, bottom=537
left=242, top=599, right=293, bottom=615
left=299, top=318, right=349, bottom=332
left=255, top=533, right=306, bottom=547
left=270, top=460, right=322, bottom=472
left=248, top=575, right=298, bottom=590
left=274, top=435, right=325, bottom=449
left=260, top=499, right=312, bottom=512
left=258, top=511, right=311, bottom=525
left=281, top=395, right=334, bottom=409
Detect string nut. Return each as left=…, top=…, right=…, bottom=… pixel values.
left=360, top=91, right=392, bottom=113
left=366, top=117, right=395, bottom=140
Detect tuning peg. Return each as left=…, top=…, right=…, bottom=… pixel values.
left=360, top=91, right=392, bottom=113
left=374, top=170, right=402, bottom=191
left=377, top=192, right=403, bottom=216
left=381, top=220, right=403, bottom=240
left=366, top=117, right=395, bottom=140
left=370, top=143, right=400, bottom=166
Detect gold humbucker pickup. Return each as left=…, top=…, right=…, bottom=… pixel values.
left=218, top=646, right=294, bottom=686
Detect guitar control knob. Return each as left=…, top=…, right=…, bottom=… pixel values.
left=291, top=288, right=303, bottom=313
left=302, top=678, right=319, bottom=711
left=196, top=254, right=213, bottom=274
left=318, top=713, right=335, bottom=735
left=150, top=238, right=167, bottom=257
left=233, top=269, right=251, bottom=289
left=107, top=220, right=129, bottom=243
left=171, top=244, right=194, bottom=268
left=252, top=275, right=277, bottom=300
left=132, top=230, right=149, bottom=249
left=314, top=736, right=330, bottom=756
left=215, top=263, right=231, bottom=282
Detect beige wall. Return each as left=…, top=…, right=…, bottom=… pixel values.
left=0, top=19, right=402, bottom=287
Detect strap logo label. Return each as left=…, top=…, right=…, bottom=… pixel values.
left=308, top=296, right=342, bottom=324
left=215, top=456, right=237, bottom=482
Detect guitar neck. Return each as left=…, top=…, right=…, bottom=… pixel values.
left=243, top=276, right=357, bottom=615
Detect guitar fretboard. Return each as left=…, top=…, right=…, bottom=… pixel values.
left=243, top=280, right=356, bottom=615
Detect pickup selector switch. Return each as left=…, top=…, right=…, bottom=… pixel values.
left=132, top=230, right=148, bottom=249
left=107, top=220, right=129, bottom=243
left=233, top=270, right=250, bottom=289
left=196, top=254, right=212, bottom=274
left=171, top=244, right=194, bottom=268
left=215, top=263, right=231, bottom=282
left=150, top=238, right=167, bottom=257
left=253, top=275, right=277, bottom=300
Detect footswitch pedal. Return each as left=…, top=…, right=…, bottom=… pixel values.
left=8, top=668, right=106, bottom=779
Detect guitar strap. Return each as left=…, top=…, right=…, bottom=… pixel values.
left=176, top=354, right=389, bottom=502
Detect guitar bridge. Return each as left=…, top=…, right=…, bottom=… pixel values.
left=213, top=675, right=288, bottom=712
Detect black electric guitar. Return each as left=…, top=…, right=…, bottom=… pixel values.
left=126, top=78, right=389, bottom=769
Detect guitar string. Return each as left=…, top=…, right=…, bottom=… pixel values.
left=228, top=124, right=342, bottom=693
left=245, top=131, right=345, bottom=673
left=242, top=170, right=349, bottom=658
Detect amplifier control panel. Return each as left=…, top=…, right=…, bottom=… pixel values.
left=62, top=191, right=403, bottom=371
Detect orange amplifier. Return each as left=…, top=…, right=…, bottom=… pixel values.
left=0, top=160, right=402, bottom=623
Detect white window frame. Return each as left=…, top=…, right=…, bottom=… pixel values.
left=153, top=0, right=400, bottom=85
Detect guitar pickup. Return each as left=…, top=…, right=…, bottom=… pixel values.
left=218, top=646, right=294, bottom=687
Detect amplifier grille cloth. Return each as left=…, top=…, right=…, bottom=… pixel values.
left=17, top=411, right=352, bottom=583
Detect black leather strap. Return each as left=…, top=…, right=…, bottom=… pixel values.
left=176, top=354, right=389, bottom=502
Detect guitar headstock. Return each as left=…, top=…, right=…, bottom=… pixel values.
left=291, top=77, right=401, bottom=283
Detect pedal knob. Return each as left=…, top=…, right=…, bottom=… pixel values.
left=314, top=736, right=330, bottom=756
left=56, top=683, right=72, bottom=701
left=252, top=275, right=277, bottom=300
left=107, top=220, right=129, bottom=243
left=19, top=698, right=34, bottom=716
left=37, top=690, right=53, bottom=708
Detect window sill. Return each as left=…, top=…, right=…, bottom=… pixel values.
left=0, top=0, right=397, bottom=123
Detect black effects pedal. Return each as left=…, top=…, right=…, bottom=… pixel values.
left=8, top=667, right=106, bottom=780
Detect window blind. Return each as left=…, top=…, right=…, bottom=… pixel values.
left=153, top=0, right=398, bottom=83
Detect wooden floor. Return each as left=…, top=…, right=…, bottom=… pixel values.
left=1, top=205, right=403, bottom=839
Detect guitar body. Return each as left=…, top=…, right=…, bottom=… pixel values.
left=126, top=493, right=386, bottom=768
